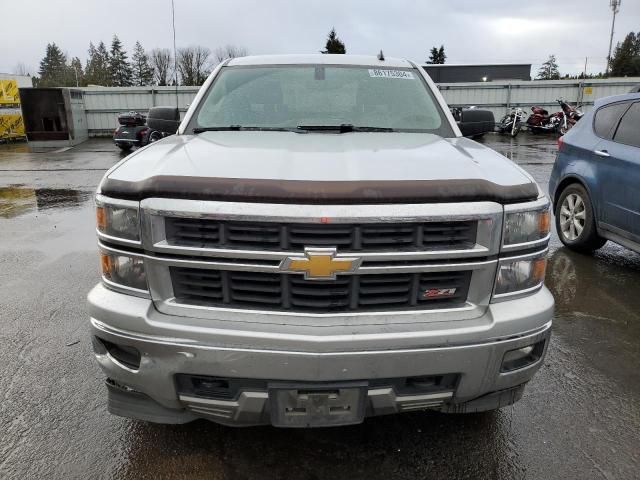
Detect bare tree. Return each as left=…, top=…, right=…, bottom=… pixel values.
left=13, top=62, right=33, bottom=76
left=213, top=45, right=249, bottom=64
left=150, top=48, right=173, bottom=86
left=177, top=46, right=211, bottom=86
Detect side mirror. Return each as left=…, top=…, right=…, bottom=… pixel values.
left=146, top=106, right=180, bottom=135
left=457, top=108, right=495, bottom=138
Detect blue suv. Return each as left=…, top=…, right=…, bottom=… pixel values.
left=549, top=93, right=640, bottom=253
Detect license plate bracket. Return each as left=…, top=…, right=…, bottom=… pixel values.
left=269, top=382, right=367, bottom=428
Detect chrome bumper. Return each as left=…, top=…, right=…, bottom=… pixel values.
left=89, top=284, right=553, bottom=426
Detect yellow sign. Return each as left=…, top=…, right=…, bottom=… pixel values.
left=0, top=80, right=20, bottom=105
left=583, top=86, right=593, bottom=95
left=0, top=112, right=25, bottom=139
left=281, top=248, right=361, bottom=280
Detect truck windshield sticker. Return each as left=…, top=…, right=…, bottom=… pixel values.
left=368, top=69, right=415, bottom=79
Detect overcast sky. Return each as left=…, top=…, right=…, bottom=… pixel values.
left=2, top=0, right=639, bottom=77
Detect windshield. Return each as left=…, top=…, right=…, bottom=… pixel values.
left=190, top=65, right=454, bottom=135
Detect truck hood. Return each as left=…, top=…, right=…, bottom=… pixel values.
left=100, top=132, right=539, bottom=204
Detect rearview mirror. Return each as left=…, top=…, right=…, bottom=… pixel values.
left=146, top=106, right=180, bottom=135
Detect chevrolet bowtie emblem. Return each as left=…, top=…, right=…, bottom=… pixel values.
left=280, top=247, right=362, bottom=280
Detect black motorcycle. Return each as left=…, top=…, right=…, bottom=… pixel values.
left=113, top=111, right=149, bottom=151
left=498, top=107, right=527, bottom=138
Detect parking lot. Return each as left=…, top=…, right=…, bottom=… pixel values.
left=1, top=134, right=639, bottom=479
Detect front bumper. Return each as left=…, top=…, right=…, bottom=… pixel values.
left=88, top=284, right=553, bottom=426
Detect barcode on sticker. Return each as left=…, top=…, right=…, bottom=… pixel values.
left=368, top=69, right=415, bottom=79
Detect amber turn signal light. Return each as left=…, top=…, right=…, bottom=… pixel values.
left=96, top=206, right=106, bottom=230
left=538, top=210, right=550, bottom=236
left=532, top=257, right=547, bottom=282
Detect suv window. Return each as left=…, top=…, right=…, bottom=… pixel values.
left=191, top=65, right=454, bottom=136
left=613, top=102, right=640, bottom=147
left=593, top=102, right=629, bottom=139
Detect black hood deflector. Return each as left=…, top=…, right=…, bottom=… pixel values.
left=100, top=176, right=538, bottom=205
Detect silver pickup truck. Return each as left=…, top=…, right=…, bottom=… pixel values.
left=89, top=54, right=553, bottom=427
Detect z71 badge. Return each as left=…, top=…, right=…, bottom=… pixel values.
left=423, top=288, right=457, bottom=299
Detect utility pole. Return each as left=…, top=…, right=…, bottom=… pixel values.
left=606, top=0, right=621, bottom=75
left=171, top=0, right=179, bottom=106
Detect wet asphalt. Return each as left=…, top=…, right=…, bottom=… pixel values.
left=0, top=134, right=638, bottom=480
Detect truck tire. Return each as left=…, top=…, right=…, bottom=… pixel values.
left=555, top=183, right=606, bottom=253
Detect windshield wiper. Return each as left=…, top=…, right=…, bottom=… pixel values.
left=296, top=124, right=396, bottom=133
left=192, top=125, right=296, bottom=134
left=193, top=124, right=397, bottom=134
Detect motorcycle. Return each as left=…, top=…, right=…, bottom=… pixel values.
left=498, top=107, right=527, bottom=137
left=557, top=99, right=584, bottom=135
left=526, top=99, right=583, bottom=135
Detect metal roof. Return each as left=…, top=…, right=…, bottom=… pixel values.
left=227, top=54, right=413, bottom=68
left=422, top=63, right=531, bottom=68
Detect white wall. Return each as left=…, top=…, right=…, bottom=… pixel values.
left=0, top=73, right=33, bottom=88
left=79, top=78, right=640, bottom=135
left=82, top=86, right=198, bottom=134
left=438, top=78, right=640, bottom=120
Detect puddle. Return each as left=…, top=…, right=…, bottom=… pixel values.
left=0, top=186, right=93, bottom=218
left=480, top=133, right=558, bottom=164
left=546, top=247, right=640, bottom=394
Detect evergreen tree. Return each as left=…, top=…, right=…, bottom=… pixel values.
left=38, top=43, right=68, bottom=87
left=96, top=42, right=112, bottom=85
left=109, top=35, right=132, bottom=87
left=131, top=41, right=154, bottom=86
left=427, top=45, right=446, bottom=64
left=610, top=32, right=640, bottom=77
left=84, top=42, right=97, bottom=83
left=322, top=28, right=346, bottom=54
left=536, top=54, right=560, bottom=80
left=69, top=56, right=84, bottom=86
left=85, top=41, right=111, bottom=86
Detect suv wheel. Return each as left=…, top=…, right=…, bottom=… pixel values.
left=148, top=130, right=163, bottom=143
left=556, top=183, right=606, bottom=252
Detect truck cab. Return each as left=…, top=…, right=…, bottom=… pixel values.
left=89, top=55, right=553, bottom=427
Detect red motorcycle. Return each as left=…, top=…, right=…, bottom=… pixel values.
left=527, top=99, right=583, bottom=135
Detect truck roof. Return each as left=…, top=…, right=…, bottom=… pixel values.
left=227, top=54, right=414, bottom=68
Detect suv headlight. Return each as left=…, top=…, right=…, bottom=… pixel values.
left=100, top=251, right=147, bottom=292
left=493, top=252, right=547, bottom=299
left=96, top=196, right=140, bottom=242
left=503, top=205, right=550, bottom=247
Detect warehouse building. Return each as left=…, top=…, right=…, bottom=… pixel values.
left=422, top=64, right=532, bottom=83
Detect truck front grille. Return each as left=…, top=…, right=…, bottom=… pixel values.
left=170, top=267, right=472, bottom=313
left=164, top=218, right=478, bottom=252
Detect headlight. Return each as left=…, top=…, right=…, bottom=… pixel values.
left=100, top=252, right=147, bottom=291
left=503, top=207, right=550, bottom=246
left=96, top=199, right=140, bottom=242
left=493, top=253, right=547, bottom=298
